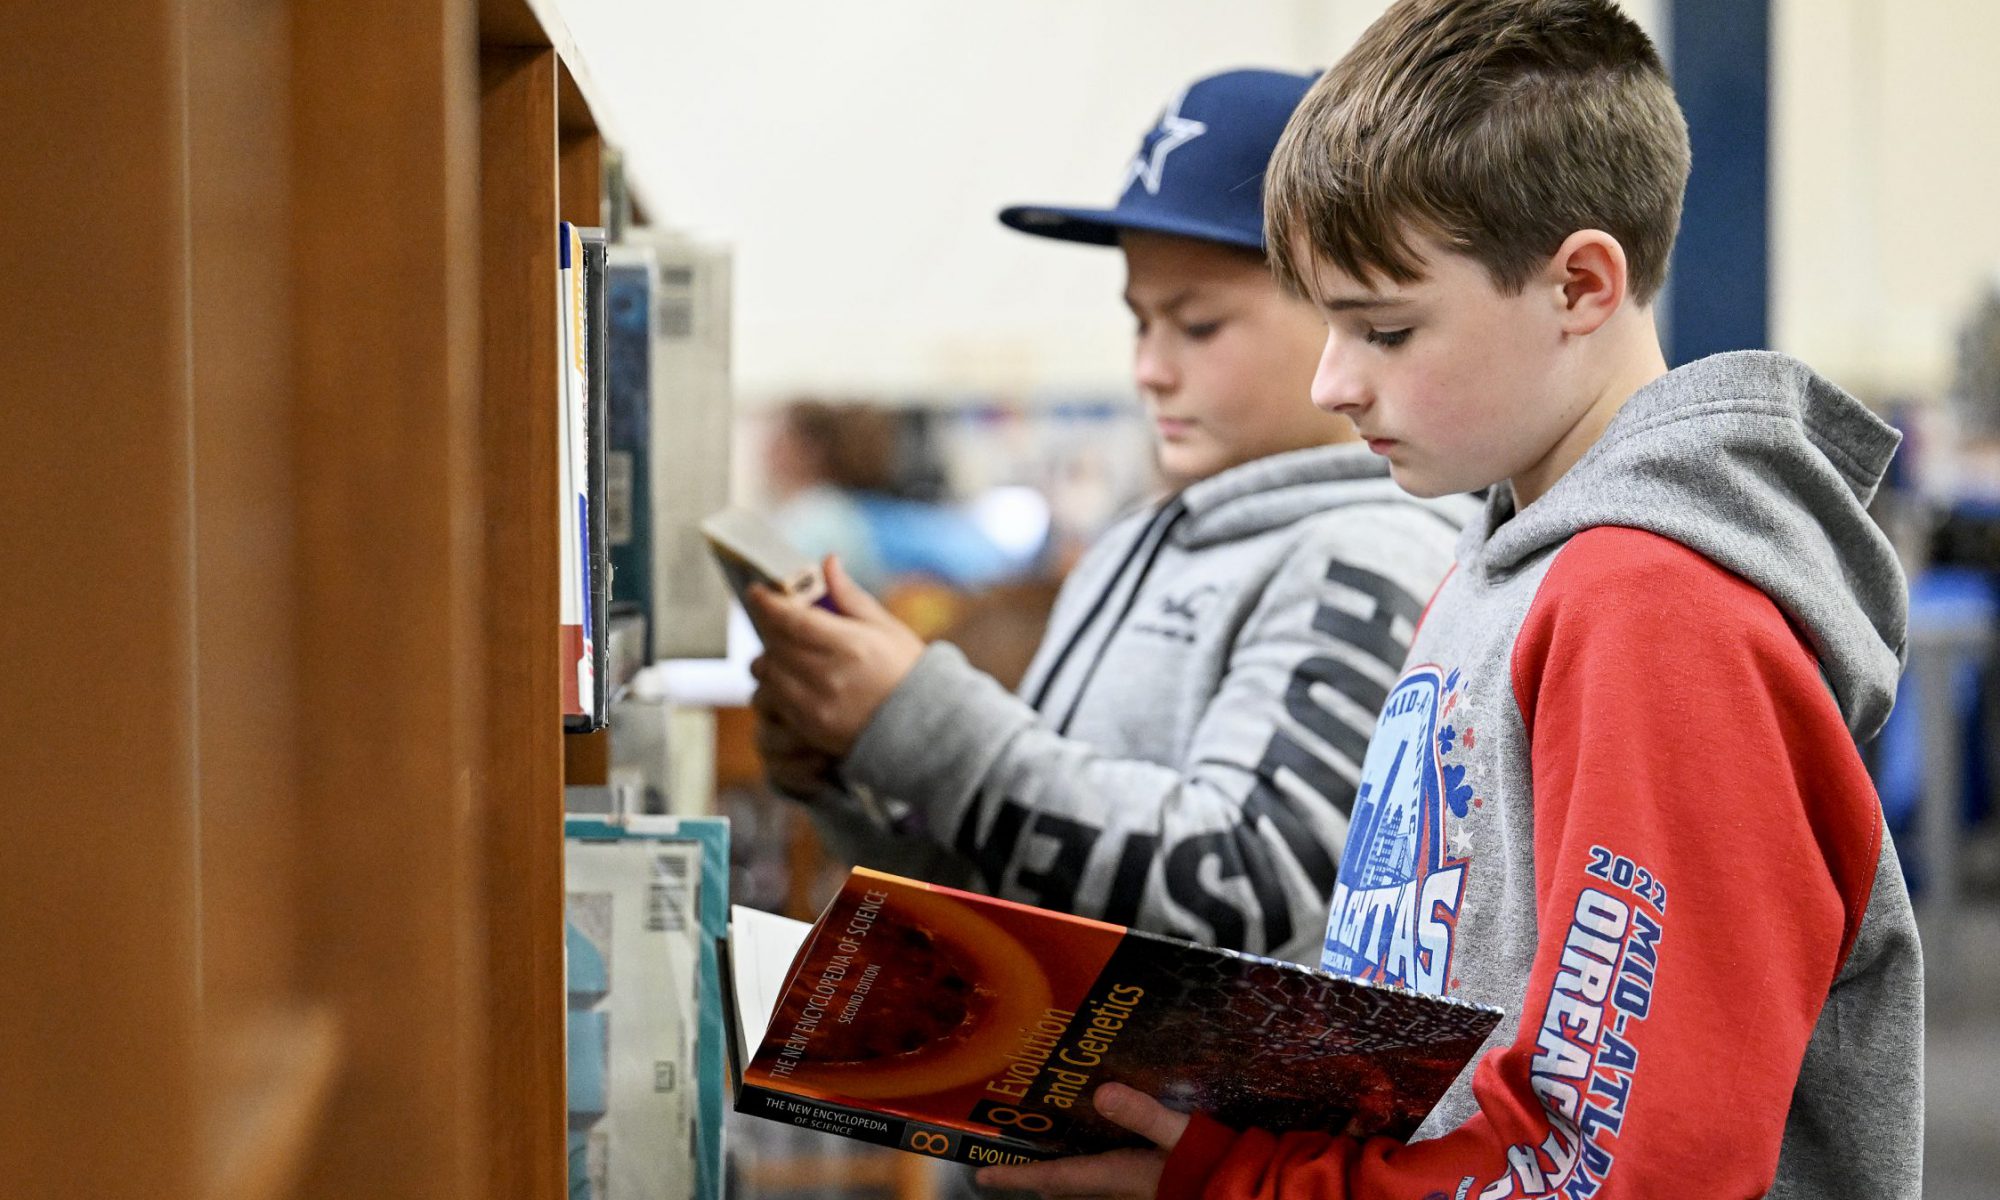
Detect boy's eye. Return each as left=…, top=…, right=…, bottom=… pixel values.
left=1365, top=327, right=1412, bottom=348
left=1183, top=320, right=1223, bottom=341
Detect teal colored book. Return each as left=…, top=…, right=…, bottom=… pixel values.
left=565, top=815, right=730, bottom=1199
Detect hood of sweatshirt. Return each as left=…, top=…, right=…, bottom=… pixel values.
left=1174, top=441, right=1458, bottom=549
left=1461, top=350, right=1906, bottom=739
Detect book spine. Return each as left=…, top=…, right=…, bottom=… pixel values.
left=735, top=1083, right=1047, bottom=1169
left=557, top=222, right=588, bottom=722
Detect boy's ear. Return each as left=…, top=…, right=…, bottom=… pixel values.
left=1546, top=229, right=1628, bottom=336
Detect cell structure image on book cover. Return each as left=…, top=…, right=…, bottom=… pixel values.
left=736, top=868, right=1502, bottom=1166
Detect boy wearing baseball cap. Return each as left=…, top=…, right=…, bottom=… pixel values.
left=982, top=3, right=1922, bottom=1198
left=750, top=68, right=1474, bottom=965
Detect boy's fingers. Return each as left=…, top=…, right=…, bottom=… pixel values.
left=977, top=1148, right=1160, bottom=1196
left=1093, top=1083, right=1190, bottom=1151
left=755, top=586, right=861, bottom=652
left=823, top=555, right=887, bottom=620
left=748, top=690, right=788, bottom=733
left=751, top=664, right=818, bottom=716
left=745, top=588, right=807, bottom=641
left=750, top=672, right=810, bottom=724
left=747, top=581, right=841, bottom=639
left=751, top=667, right=809, bottom=710
left=743, top=583, right=785, bottom=624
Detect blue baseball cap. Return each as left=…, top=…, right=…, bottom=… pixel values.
left=999, top=68, right=1317, bottom=253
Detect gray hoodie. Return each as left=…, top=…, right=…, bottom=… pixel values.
left=1187, top=353, right=1922, bottom=1198
left=820, top=443, right=1475, bottom=965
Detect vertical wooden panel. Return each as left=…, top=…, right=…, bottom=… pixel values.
left=290, top=1, right=488, bottom=1197
left=0, top=4, right=202, bottom=1198
left=189, top=0, right=302, bottom=1026
left=184, top=3, right=344, bottom=1196
left=6, top=6, right=609, bottom=1200
left=559, top=128, right=604, bottom=228
left=479, top=44, right=568, bottom=1200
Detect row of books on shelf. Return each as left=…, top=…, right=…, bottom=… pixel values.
left=559, top=221, right=734, bottom=732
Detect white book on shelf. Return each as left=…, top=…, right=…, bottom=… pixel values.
left=560, top=220, right=597, bottom=723
left=630, top=229, right=734, bottom=660
left=566, top=837, right=703, bottom=1200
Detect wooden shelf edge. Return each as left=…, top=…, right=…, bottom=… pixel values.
left=564, top=726, right=611, bottom=786
left=202, top=1005, right=343, bottom=1200
left=479, top=0, right=623, bottom=146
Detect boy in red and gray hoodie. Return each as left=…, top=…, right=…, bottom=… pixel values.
left=983, top=2, right=1924, bottom=1197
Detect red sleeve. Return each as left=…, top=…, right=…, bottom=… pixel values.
left=1175, top=528, right=1885, bottom=1200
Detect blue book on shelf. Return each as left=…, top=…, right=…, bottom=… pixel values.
left=605, top=251, right=655, bottom=661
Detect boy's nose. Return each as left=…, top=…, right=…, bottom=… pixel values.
left=1134, top=337, right=1178, bottom=396
left=1310, top=332, right=1368, bottom=415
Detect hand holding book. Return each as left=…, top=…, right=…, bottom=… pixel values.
left=975, top=1082, right=1186, bottom=1198
left=749, top=703, right=842, bottom=801
left=747, top=555, right=925, bottom=758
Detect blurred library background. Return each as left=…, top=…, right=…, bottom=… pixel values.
left=6, top=1, right=1998, bottom=1199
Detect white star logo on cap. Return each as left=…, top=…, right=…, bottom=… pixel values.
left=1123, top=87, right=1207, bottom=196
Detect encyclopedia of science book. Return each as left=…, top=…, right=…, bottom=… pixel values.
left=730, top=868, right=1502, bottom=1167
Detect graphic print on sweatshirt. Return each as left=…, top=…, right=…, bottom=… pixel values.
left=1475, top=850, right=1669, bottom=1200
left=1320, top=663, right=1474, bottom=993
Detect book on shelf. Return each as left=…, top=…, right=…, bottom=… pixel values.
left=604, top=610, right=648, bottom=701
left=580, top=226, right=612, bottom=726
left=699, top=506, right=828, bottom=608
left=629, top=229, right=733, bottom=660
left=559, top=220, right=598, bottom=729
left=603, top=147, right=633, bottom=243
left=598, top=696, right=718, bottom=820
left=604, top=245, right=656, bottom=663
left=726, top=868, right=1502, bottom=1169
left=566, top=814, right=731, bottom=1200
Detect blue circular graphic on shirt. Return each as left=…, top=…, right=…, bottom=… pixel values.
left=1321, top=664, right=1469, bottom=993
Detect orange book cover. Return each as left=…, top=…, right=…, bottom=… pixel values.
left=735, top=868, right=1501, bottom=1167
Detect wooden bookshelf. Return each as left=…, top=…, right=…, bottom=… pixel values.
left=1, top=2, right=625, bottom=1198
left=477, top=31, right=567, bottom=1200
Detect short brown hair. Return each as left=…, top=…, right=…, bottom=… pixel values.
left=1267, top=0, right=1690, bottom=304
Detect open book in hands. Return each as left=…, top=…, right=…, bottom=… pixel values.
left=723, top=868, right=1503, bottom=1167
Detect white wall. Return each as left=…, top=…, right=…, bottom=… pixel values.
left=557, top=0, right=1676, bottom=405
left=1772, top=0, right=2000, bottom=399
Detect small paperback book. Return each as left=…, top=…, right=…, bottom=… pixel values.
left=728, top=868, right=1502, bottom=1167
left=699, top=507, right=827, bottom=608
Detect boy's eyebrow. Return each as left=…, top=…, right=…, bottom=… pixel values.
left=1122, top=287, right=1196, bottom=313
left=1318, top=294, right=1413, bottom=313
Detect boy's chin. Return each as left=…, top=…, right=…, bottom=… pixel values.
left=1383, top=460, right=1467, bottom=499
left=1157, top=442, right=1226, bottom=486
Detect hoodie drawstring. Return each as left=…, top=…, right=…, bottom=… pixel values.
left=1026, top=496, right=1189, bottom=735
